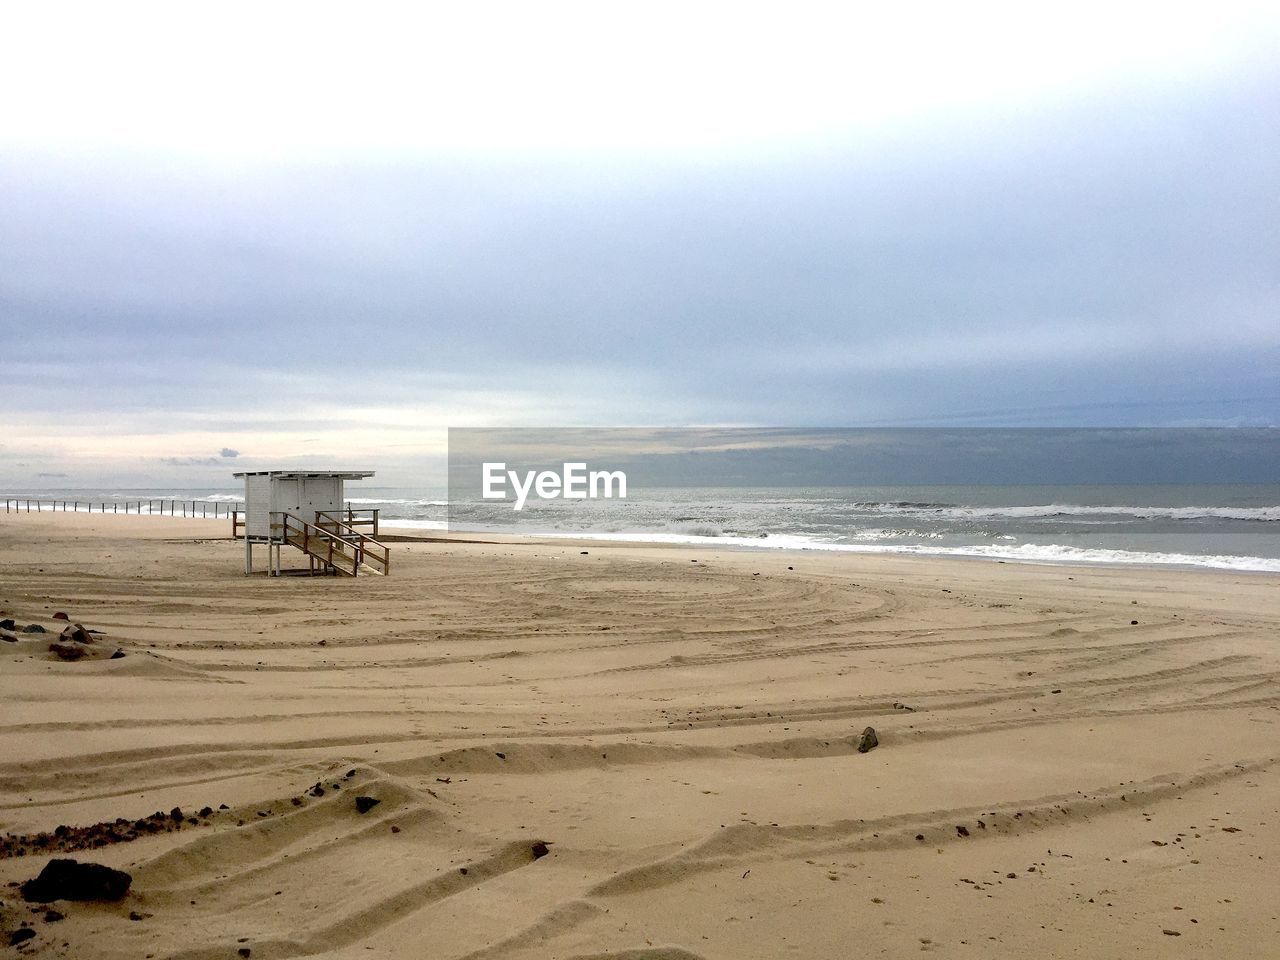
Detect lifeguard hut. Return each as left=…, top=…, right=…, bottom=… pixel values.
left=231, top=470, right=390, bottom=577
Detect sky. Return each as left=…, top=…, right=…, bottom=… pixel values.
left=1, top=1, right=1277, bottom=487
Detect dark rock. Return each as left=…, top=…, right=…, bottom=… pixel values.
left=110, top=648, right=126, bottom=659
left=531, top=841, right=550, bottom=859
left=0, top=618, right=14, bottom=630
left=0, top=628, right=17, bottom=643
left=354, top=796, right=380, bottom=814
left=494, top=752, right=506, bottom=760
left=43, top=911, right=63, bottom=922
left=22, top=624, right=47, bottom=634
left=198, top=807, right=213, bottom=818
left=856, top=727, right=879, bottom=753
left=52, top=612, right=70, bottom=621
left=49, top=641, right=87, bottom=661
left=20, top=859, right=132, bottom=902
left=956, top=825, right=970, bottom=837
left=61, top=624, right=93, bottom=644
left=238, top=949, right=252, bottom=958
left=169, top=807, right=183, bottom=821
left=9, top=928, right=36, bottom=946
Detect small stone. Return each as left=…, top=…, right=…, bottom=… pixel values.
left=0, top=618, right=14, bottom=630
left=22, top=624, right=47, bottom=634
left=531, top=841, right=550, bottom=859
left=0, top=628, right=17, bottom=643
left=9, top=928, right=36, bottom=946
left=43, top=911, right=63, bottom=922
left=354, top=796, right=380, bottom=814
left=60, top=624, right=94, bottom=644
left=49, top=641, right=87, bottom=661
left=52, top=612, right=70, bottom=621
left=856, top=727, right=879, bottom=753
left=1162, top=929, right=1181, bottom=936
left=956, top=825, right=970, bottom=837
left=110, top=648, right=126, bottom=659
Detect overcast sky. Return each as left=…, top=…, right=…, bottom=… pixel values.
left=1, top=1, right=1277, bottom=487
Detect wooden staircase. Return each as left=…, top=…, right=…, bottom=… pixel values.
left=272, top=512, right=391, bottom=577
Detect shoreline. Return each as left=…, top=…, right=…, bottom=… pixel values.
left=5, top=509, right=1279, bottom=575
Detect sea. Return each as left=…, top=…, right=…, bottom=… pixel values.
left=4, top=484, right=1279, bottom=572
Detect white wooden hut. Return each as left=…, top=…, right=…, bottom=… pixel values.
left=231, top=470, right=389, bottom=577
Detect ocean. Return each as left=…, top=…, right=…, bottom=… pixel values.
left=5, top=484, right=1279, bottom=572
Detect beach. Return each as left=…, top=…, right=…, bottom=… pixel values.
left=2, top=511, right=1278, bottom=958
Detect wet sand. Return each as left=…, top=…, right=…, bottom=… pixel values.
left=1, top=512, right=1278, bottom=958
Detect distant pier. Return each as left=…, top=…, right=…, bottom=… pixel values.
left=3, top=498, right=243, bottom=518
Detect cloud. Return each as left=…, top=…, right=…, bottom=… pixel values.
left=0, top=11, right=1275, bottom=485
left=36, top=472, right=69, bottom=478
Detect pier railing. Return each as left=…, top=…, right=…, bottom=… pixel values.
left=3, top=498, right=243, bottom=518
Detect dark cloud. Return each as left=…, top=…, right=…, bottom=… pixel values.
left=219, top=448, right=240, bottom=458
left=0, top=59, right=1276, bottom=479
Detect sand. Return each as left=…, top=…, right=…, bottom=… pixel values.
left=1, top=511, right=1278, bottom=958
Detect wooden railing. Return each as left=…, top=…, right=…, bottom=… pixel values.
left=270, top=512, right=363, bottom=576
left=230, top=507, right=379, bottom=541
left=315, top=511, right=390, bottom=575
left=5, top=498, right=242, bottom=517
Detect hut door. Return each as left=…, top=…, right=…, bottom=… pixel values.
left=275, top=479, right=301, bottom=520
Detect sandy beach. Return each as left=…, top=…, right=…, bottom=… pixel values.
left=1, top=511, right=1278, bottom=958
